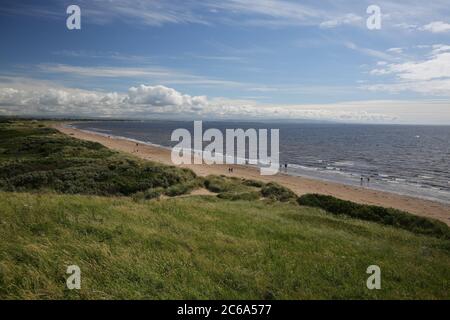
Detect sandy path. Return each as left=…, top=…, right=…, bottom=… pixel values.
left=55, top=124, right=450, bottom=226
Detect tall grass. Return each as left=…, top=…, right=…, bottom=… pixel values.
left=0, top=122, right=198, bottom=197
left=298, top=194, right=450, bottom=239
left=0, top=192, right=449, bottom=299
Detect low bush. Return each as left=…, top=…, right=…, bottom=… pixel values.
left=0, top=122, right=198, bottom=197
left=144, top=187, right=165, bottom=200
left=165, top=183, right=193, bottom=197
left=242, top=179, right=265, bottom=188
left=261, top=182, right=297, bottom=202
left=204, top=175, right=239, bottom=193
left=133, top=187, right=165, bottom=201
left=203, top=175, right=265, bottom=195
left=217, top=191, right=260, bottom=201
left=298, top=194, right=450, bottom=239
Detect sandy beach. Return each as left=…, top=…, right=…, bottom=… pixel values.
left=55, top=123, right=450, bottom=226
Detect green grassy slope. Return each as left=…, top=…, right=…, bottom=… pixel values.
left=0, top=121, right=198, bottom=196
left=0, top=192, right=449, bottom=299
left=0, top=120, right=449, bottom=299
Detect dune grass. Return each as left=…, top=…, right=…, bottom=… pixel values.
left=0, top=121, right=198, bottom=197
left=0, top=192, right=449, bottom=300
left=298, top=194, right=450, bottom=239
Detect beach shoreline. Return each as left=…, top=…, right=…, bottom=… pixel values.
left=54, top=123, right=450, bottom=226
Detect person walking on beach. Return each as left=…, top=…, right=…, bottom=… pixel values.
left=367, top=176, right=370, bottom=186
left=360, top=176, right=364, bottom=186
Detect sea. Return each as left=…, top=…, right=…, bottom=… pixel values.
left=71, top=120, right=450, bottom=204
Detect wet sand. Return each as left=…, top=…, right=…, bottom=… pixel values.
left=55, top=123, right=450, bottom=226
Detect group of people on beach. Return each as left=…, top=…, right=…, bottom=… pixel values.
left=360, top=176, right=371, bottom=186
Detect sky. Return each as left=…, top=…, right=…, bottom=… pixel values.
left=0, top=0, right=449, bottom=124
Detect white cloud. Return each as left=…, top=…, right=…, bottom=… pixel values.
left=205, top=0, right=324, bottom=26
left=430, top=44, right=450, bottom=55
left=1, top=0, right=450, bottom=33
left=345, top=42, right=396, bottom=61
left=127, top=85, right=208, bottom=110
left=1, top=82, right=450, bottom=124
left=36, top=63, right=244, bottom=88
left=421, top=21, right=450, bottom=33
left=52, top=50, right=156, bottom=63
left=363, top=79, right=450, bottom=96
left=368, top=45, right=450, bottom=95
left=319, top=14, right=363, bottom=29
left=39, top=64, right=173, bottom=78
left=27, top=0, right=207, bottom=26
left=370, top=52, right=450, bottom=81
left=370, top=69, right=390, bottom=76
left=393, top=23, right=418, bottom=31
left=387, top=48, right=403, bottom=54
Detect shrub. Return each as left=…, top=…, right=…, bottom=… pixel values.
left=261, top=183, right=297, bottom=202
left=132, top=192, right=146, bottom=202
left=203, top=175, right=262, bottom=195
left=0, top=121, right=198, bottom=197
left=144, top=187, right=164, bottom=200
left=242, top=179, right=265, bottom=188
left=217, top=191, right=260, bottom=201
left=164, top=184, right=191, bottom=197
left=298, top=194, right=450, bottom=239
left=164, top=179, right=203, bottom=197
left=204, top=175, right=235, bottom=193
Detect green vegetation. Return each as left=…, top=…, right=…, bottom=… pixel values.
left=1, top=192, right=449, bottom=299
left=298, top=194, right=450, bottom=240
left=217, top=190, right=261, bottom=201
left=261, top=182, right=297, bottom=202
left=0, top=121, right=198, bottom=197
left=203, top=175, right=253, bottom=193
left=0, top=121, right=449, bottom=299
left=242, top=179, right=265, bottom=188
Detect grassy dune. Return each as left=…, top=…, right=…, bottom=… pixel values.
left=1, top=192, right=449, bottom=299
left=0, top=120, right=449, bottom=299
left=0, top=122, right=199, bottom=196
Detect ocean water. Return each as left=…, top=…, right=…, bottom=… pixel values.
left=72, top=120, right=450, bottom=204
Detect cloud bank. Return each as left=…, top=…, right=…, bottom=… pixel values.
left=1, top=83, right=449, bottom=124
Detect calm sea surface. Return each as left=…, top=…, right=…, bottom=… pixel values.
left=72, top=121, right=450, bottom=204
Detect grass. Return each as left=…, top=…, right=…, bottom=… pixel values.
left=298, top=194, right=450, bottom=240
left=0, top=192, right=449, bottom=300
left=261, top=182, right=297, bottom=202
left=0, top=121, right=198, bottom=197
left=0, top=120, right=449, bottom=299
left=203, top=175, right=254, bottom=194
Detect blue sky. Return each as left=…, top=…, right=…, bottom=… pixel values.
left=0, top=0, right=449, bottom=124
